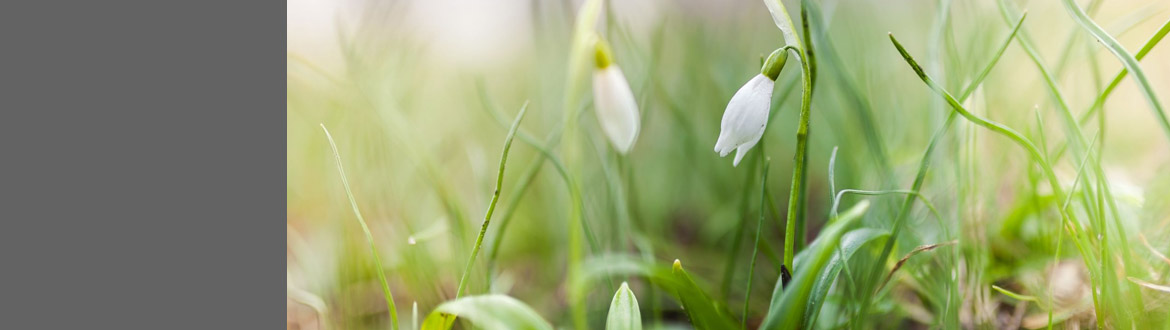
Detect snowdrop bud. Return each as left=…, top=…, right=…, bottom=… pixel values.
left=592, top=38, right=640, bottom=154
left=714, top=74, right=775, bottom=166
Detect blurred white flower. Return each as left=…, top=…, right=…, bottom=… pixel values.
left=592, top=40, right=640, bottom=154
left=714, top=74, right=774, bottom=166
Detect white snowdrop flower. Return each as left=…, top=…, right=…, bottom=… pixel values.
left=592, top=38, right=640, bottom=154
left=714, top=48, right=788, bottom=166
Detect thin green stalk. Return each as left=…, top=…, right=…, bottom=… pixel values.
left=992, top=285, right=1040, bottom=303
left=321, top=124, right=399, bottom=330
left=743, top=157, right=771, bottom=328
left=484, top=152, right=546, bottom=274
left=475, top=82, right=559, bottom=277
left=477, top=97, right=603, bottom=274
left=1061, top=0, right=1170, bottom=142
left=455, top=103, right=529, bottom=299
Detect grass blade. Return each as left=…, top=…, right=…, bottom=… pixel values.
left=1061, top=0, right=1170, bottom=141
left=455, top=102, right=529, bottom=298
left=321, top=124, right=399, bottom=330
left=876, top=240, right=957, bottom=292
left=992, top=285, right=1040, bottom=303
left=1080, top=19, right=1170, bottom=124
left=1128, top=277, right=1170, bottom=294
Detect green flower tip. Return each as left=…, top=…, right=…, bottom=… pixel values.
left=594, top=37, right=614, bottom=69
left=761, top=47, right=788, bottom=81
left=672, top=259, right=682, bottom=272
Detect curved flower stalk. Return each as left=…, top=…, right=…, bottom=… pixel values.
left=592, top=38, right=640, bottom=154
left=714, top=48, right=787, bottom=166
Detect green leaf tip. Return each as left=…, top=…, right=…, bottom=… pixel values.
left=606, top=281, right=642, bottom=330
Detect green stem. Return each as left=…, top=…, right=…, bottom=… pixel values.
left=454, top=103, right=529, bottom=299
left=783, top=45, right=813, bottom=272
left=321, top=124, right=399, bottom=330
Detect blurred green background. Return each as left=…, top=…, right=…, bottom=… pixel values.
left=287, top=0, right=1170, bottom=328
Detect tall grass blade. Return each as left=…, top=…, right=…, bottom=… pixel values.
left=321, top=124, right=399, bottom=330
left=455, top=102, right=529, bottom=298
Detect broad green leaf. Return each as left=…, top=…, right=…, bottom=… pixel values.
left=761, top=201, right=871, bottom=330
left=606, top=282, right=642, bottom=330
left=420, top=294, right=552, bottom=330
left=805, top=228, right=889, bottom=326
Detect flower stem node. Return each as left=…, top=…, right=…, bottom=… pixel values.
left=761, top=48, right=789, bottom=81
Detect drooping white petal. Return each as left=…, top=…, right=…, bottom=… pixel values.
left=592, top=66, right=641, bottom=154
left=714, top=74, right=774, bottom=166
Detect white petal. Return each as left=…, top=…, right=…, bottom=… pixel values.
left=592, top=66, right=641, bottom=154
left=732, top=133, right=762, bottom=167
left=714, top=74, right=773, bottom=164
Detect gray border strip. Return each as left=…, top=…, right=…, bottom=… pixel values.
left=0, top=0, right=283, bottom=327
